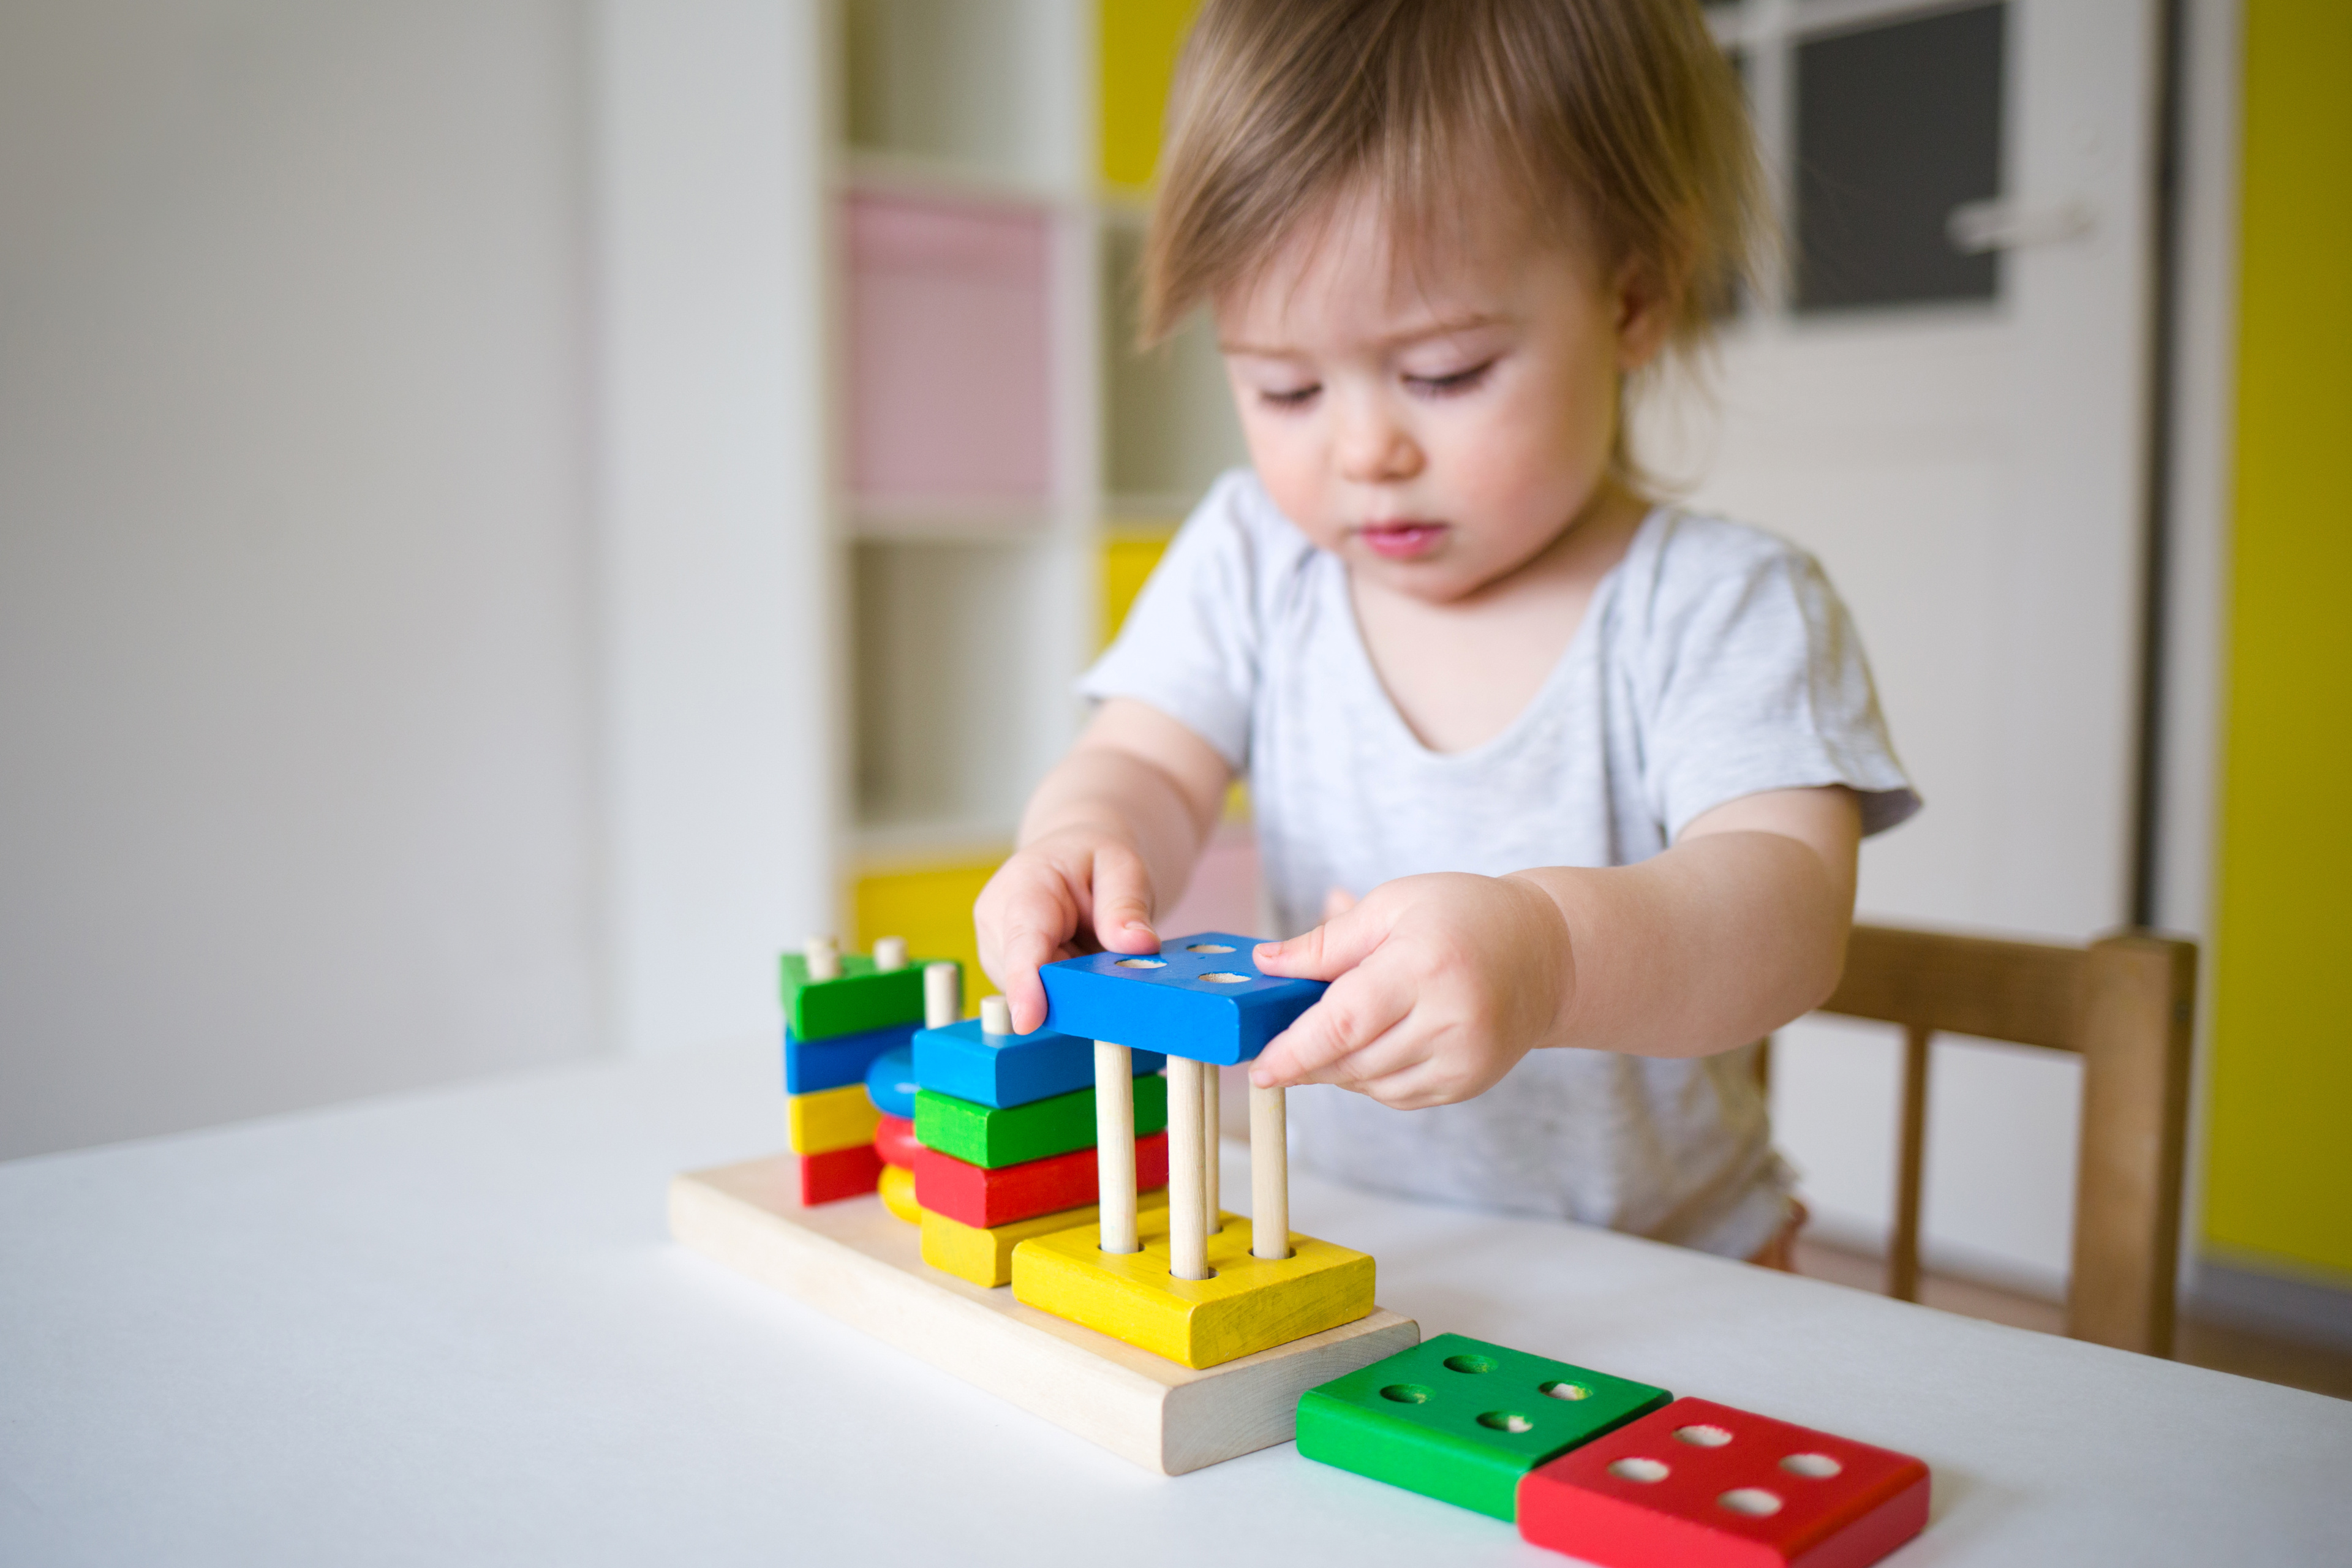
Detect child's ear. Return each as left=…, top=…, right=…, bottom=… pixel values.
left=1611, top=259, right=1673, bottom=373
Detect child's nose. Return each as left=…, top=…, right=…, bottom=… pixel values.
left=1335, top=402, right=1423, bottom=485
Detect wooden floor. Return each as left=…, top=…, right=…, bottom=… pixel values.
left=1792, top=1240, right=2352, bottom=1403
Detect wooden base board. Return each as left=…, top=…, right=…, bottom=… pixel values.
left=669, top=1153, right=1421, bottom=1475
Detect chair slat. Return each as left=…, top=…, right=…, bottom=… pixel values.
left=1888, top=1026, right=1932, bottom=1303
left=2065, top=933, right=2198, bottom=1355
left=1824, top=924, right=2083, bottom=1051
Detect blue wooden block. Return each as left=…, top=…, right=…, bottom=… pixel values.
left=1038, top=932, right=1329, bottom=1065
left=912, top=1017, right=1167, bottom=1109
left=865, top=1042, right=919, bottom=1120
left=783, top=1020, right=916, bottom=1095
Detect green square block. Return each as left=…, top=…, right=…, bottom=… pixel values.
left=780, top=952, right=951, bottom=1041
left=1295, top=1332, right=1670, bottom=1521
left=914, top=1073, right=1168, bottom=1169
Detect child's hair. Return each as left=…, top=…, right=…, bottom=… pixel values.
left=1141, top=0, right=1758, bottom=371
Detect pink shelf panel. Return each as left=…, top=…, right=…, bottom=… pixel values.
left=846, top=191, right=1054, bottom=508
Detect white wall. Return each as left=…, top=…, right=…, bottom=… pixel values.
left=594, top=0, right=837, bottom=1057
left=0, top=2, right=608, bottom=1158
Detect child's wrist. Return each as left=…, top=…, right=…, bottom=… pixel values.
left=1499, top=870, right=1580, bottom=1050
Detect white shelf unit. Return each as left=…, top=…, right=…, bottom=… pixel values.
left=832, top=0, right=1246, bottom=914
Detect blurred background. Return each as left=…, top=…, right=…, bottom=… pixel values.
left=2, top=1, right=2343, bottom=1384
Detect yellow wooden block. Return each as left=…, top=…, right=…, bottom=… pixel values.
left=878, top=1163, right=921, bottom=1226
left=921, top=1187, right=1172, bottom=1289
left=1012, top=1208, right=1375, bottom=1369
left=788, top=1083, right=880, bottom=1156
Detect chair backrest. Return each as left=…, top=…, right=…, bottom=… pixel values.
left=1814, top=923, right=2197, bottom=1357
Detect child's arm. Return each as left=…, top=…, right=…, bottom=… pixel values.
left=1250, top=786, right=1861, bottom=1108
left=976, top=698, right=1234, bottom=1033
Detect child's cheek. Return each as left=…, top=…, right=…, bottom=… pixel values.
left=1242, top=419, right=1344, bottom=548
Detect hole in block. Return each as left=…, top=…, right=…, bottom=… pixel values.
left=1444, top=1354, right=1499, bottom=1374
left=1185, top=943, right=1234, bottom=952
left=1199, top=972, right=1250, bottom=984
left=1718, top=1488, right=1784, bottom=1517
left=1114, top=958, right=1166, bottom=969
left=1609, top=1457, right=1670, bottom=1483
left=1379, top=1384, right=1433, bottom=1404
left=1674, top=1423, right=1735, bottom=1447
left=1781, top=1452, right=1843, bottom=1478
left=1476, top=1411, right=1535, bottom=1433
left=1540, top=1381, right=1591, bottom=1401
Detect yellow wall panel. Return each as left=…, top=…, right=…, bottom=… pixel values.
left=2204, top=0, right=2352, bottom=1278
left=854, top=859, right=1006, bottom=1009
left=1100, top=0, right=1199, bottom=190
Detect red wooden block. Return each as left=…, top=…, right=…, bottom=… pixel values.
left=1518, top=1396, right=1929, bottom=1568
left=797, top=1143, right=885, bottom=1206
left=914, top=1131, right=1170, bottom=1229
left=873, top=1114, right=922, bottom=1170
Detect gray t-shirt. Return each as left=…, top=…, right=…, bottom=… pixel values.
left=1080, top=470, right=1919, bottom=1257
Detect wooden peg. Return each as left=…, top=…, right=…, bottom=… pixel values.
left=1202, top=1063, right=1222, bottom=1234
left=873, top=935, right=909, bottom=971
left=804, top=936, right=841, bottom=981
left=981, top=995, right=1012, bottom=1035
left=1167, top=1057, right=1212, bottom=1281
left=923, top=960, right=961, bottom=1028
left=1251, top=1082, right=1289, bottom=1261
left=1095, top=1042, right=1139, bottom=1254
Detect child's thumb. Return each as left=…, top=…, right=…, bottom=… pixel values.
left=1089, top=842, right=1159, bottom=954
left=1255, top=899, right=1387, bottom=981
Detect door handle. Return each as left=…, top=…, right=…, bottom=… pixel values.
left=1946, top=198, right=2096, bottom=254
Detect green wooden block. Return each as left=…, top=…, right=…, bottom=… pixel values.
left=1295, top=1332, right=1670, bottom=1521
left=779, top=952, right=949, bottom=1041
left=913, top=1073, right=1168, bottom=1169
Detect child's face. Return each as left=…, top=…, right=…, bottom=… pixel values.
left=1215, top=183, right=1664, bottom=603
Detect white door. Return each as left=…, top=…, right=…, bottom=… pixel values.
left=1647, top=0, right=2160, bottom=1290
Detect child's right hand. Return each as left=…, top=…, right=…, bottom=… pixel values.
left=974, top=696, right=1233, bottom=1034
left=974, top=827, right=1164, bottom=1034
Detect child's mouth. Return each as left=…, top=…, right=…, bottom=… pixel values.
left=1355, top=521, right=1448, bottom=560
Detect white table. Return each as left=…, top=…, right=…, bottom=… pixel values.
left=2, top=1044, right=2345, bottom=1567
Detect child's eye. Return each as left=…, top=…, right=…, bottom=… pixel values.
left=1257, top=383, right=1322, bottom=409
left=1405, top=361, right=1494, bottom=396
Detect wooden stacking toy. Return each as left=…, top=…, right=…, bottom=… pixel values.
left=1008, top=933, right=1378, bottom=1369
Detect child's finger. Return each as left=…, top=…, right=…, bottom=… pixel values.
left=989, top=921, right=1060, bottom=1035
left=1087, top=841, right=1160, bottom=956
left=1252, top=895, right=1392, bottom=981
left=1250, top=962, right=1413, bottom=1088
left=1321, top=886, right=1357, bottom=921
left=981, top=877, right=1077, bottom=1035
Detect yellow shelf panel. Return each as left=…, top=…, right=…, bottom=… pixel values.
left=1100, top=0, right=1200, bottom=190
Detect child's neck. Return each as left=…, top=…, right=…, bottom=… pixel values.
left=1349, top=485, right=1649, bottom=755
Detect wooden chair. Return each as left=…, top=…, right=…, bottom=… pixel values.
left=1796, top=923, right=2197, bottom=1358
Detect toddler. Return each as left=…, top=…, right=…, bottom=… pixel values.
left=976, top=0, right=1917, bottom=1261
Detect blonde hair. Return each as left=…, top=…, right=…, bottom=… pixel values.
left=1140, top=0, right=1759, bottom=364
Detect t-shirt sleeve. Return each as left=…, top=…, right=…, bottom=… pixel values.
left=1637, top=521, right=1921, bottom=839
left=1077, top=473, right=1266, bottom=771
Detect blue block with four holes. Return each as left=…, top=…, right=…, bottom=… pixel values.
left=1037, top=932, right=1328, bottom=1065
left=783, top=1020, right=917, bottom=1095
left=913, top=1016, right=1166, bottom=1109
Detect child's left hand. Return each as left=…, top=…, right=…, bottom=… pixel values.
left=1248, top=872, right=1574, bottom=1109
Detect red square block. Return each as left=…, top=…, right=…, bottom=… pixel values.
left=797, top=1143, right=885, bottom=1206
left=913, top=1131, right=1170, bottom=1229
left=1518, top=1396, right=1929, bottom=1568
left=873, top=1114, right=922, bottom=1170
